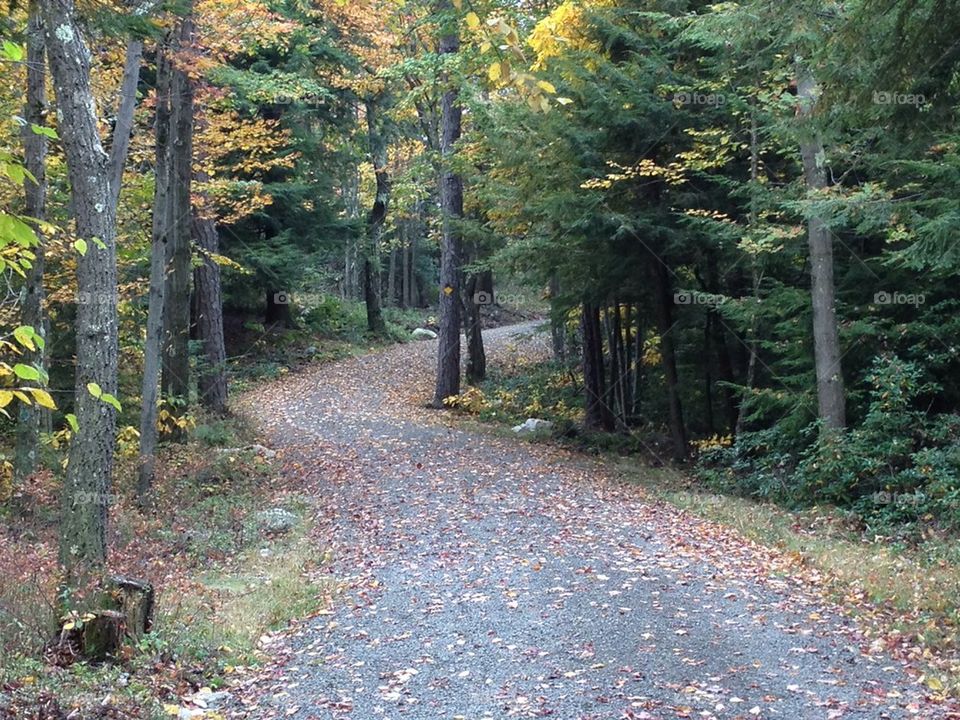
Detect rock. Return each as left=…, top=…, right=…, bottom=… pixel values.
left=246, top=443, right=277, bottom=459
left=512, top=418, right=554, bottom=435
left=215, top=444, right=277, bottom=459
left=412, top=328, right=438, bottom=340
left=191, top=688, right=232, bottom=710
left=256, top=508, right=298, bottom=535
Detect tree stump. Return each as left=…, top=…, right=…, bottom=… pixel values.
left=108, top=575, right=155, bottom=639
left=81, top=610, right=126, bottom=661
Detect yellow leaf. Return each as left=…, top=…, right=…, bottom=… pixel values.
left=488, top=62, right=501, bottom=82
left=29, top=388, right=56, bottom=410
left=0, top=391, right=12, bottom=408
left=452, top=0, right=462, bottom=8
left=465, top=12, right=480, bottom=29
left=537, top=80, right=557, bottom=94
left=927, top=676, right=945, bottom=692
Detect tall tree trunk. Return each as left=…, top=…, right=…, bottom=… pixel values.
left=14, top=2, right=49, bottom=489
left=364, top=99, right=389, bottom=334
left=107, top=38, right=143, bottom=211
left=160, top=17, right=194, bottom=406
left=387, top=247, right=397, bottom=308
left=581, top=302, right=614, bottom=431
left=192, top=202, right=228, bottom=414
left=651, top=262, right=687, bottom=460
left=432, top=1, right=464, bottom=406
left=400, top=224, right=410, bottom=308
left=43, top=0, right=120, bottom=575
left=797, top=68, right=845, bottom=432
left=137, top=40, right=175, bottom=506
left=736, top=109, right=762, bottom=437
left=623, top=303, right=634, bottom=419
left=549, top=274, right=565, bottom=362
left=703, top=313, right=716, bottom=435
left=464, top=269, right=490, bottom=383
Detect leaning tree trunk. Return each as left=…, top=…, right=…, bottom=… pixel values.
left=136, top=40, right=174, bottom=506
left=107, top=37, right=143, bottom=211
left=797, top=67, right=845, bottom=433
left=42, top=0, right=120, bottom=575
left=432, top=0, right=464, bottom=406
left=191, top=199, right=228, bottom=415
left=161, top=13, right=194, bottom=408
left=14, top=2, right=49, bottom=489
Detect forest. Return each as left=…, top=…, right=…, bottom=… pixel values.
left=3, top=0, right=960, bottom=717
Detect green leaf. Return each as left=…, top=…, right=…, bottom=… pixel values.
left=0, top=213, right=38, bottom=247
left=13, top=364, right=40, bottom=381
left=86, top=382, right=102, bottom=399
left=91, top=237, right=106, bottom=250
left=65, top=414, right=79, bottom=432
left=74, top=239, right=88, bottom=256
left=101, top=393, right=122, bottom=412
left=30, top=124, right=58, bottom=139
left=1, top=41, right=24, bottom=62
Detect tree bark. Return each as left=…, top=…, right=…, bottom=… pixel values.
left=42, top=0, right=120, bottom=574
left=137, top=39, right=174, bottom=506
left=107, top=38, right=143, bottom=211
left=464, top=270, right=490, bottom=383
left=432, top=0, right=464, bottom=406
left=364, top=99, right=389, bottom=334
left=15, top=1, right=49, bottom=488
left=581, top=302, right=614, bottom=431
left=549, top=275, right=565, bottom=362
left=797, top=68, right=846, bottom=432
left=651, top=261, right=687, bottom=459
left=161, top=13, right=195, bottom=406
left=192, top=204, right=228, bottom=414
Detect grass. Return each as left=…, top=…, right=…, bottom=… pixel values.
left=0, top=414, right=334, bottom=718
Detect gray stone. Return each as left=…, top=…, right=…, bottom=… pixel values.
left=256, top=508, right=299, bottom=535
left=512, top=418, right=554, bottom=435
left=412, top=328, right=438, bottom=340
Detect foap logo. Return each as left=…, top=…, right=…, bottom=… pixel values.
left=874, top=290, right=925, bottom=307
left=871, top=491, right=927, bottom=507
left=273, top=93, right=327, bottom=107
left=872, top=91, right=926, bottom=107
left=675, top=291, right=727, bottom=307
left=273, top=291, right=292, bottom=305
left=73, top=491, right=120, bottom=507
left=674, top=91, right=726, bottom=107
left=75, top=291, right=114, bottom=305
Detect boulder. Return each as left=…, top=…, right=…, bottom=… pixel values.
left=412, top=328, right=438, bottom=340
left=512, top=418, right=554, bottom=435
left=256, top=508, right=299, bottom=535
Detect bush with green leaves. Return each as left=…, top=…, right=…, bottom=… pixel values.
left=700, top=355, right=960, bottom=534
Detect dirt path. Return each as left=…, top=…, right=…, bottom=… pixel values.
left=234, top=323, right=948, bottom=719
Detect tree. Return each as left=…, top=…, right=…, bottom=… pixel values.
left=797, top=65, right=845, bottom=432
left=363, top=98, right=389, bottom=334
left=14, top=1, right=49, bottom=488
left=42, top=0, right=120, bottom=575
left=432, top=0, right=465, bottom=407
left=160, top=8, right=195, bottom=409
